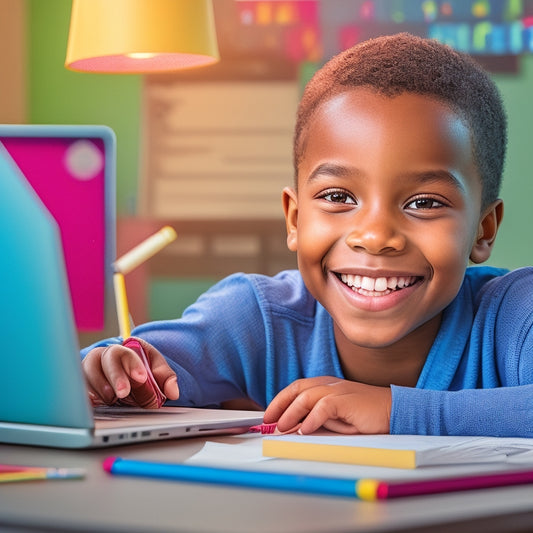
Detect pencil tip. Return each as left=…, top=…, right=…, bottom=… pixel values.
left=102, top=457, right=118, bottom=473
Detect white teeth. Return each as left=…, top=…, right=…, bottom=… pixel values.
left=387, top=277, right=398, bottom=289
left=361, top=276, right=375, bottom=291
left=374, top=277, right=388, bottom=292
left=339, top=274, right=418, bottom=293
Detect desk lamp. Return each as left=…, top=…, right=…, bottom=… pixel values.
left=65, top=0, right=219, bottom=74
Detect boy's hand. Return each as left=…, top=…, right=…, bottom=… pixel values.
left=263, top=376, right=391, bottom=435
left=82, top=338, right=179, bottom=409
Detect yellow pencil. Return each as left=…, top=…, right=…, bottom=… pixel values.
left=113, top=272, right=131, bottom=339
left=112, top=226, right=177, bottom=338
left=113, top=225, right=177, bottom=275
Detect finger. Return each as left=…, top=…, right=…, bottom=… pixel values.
left=263, top=387, right=297, bottom=424
left=132, top=338, right=180, bottom=401
left=87, top=389, right=106, bottom=407
left=264, top=377, right=339, bottom=424
left=274, top=385, right=332, bottom=432
left=100, top=344, right=147, bottom=399
left=300, top=388, right=392, bottom=435
left=162, top=375, right=179, bottom=401
left=298, top=396, right=353, bottom=435
left=275, top=380, right=350, bottom=432
left=321, top=419, right=361, bottom=434
left=82, top=348, right=118, bottom=405
left=125, top=378, right=163, bottom=409
left=85, top=382, right=115, bottom=407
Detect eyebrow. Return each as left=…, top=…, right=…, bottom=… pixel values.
left=409, top=170, right=467, bottom=194
left=305, top=163, right=467, bottom=194
left=306, top=163, right=359, bottom=183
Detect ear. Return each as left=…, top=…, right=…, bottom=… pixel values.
left=282, top=187, right=299, bottom=252
left=470, top=199, right=504, bottom=264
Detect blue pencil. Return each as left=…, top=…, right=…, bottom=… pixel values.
left=103, top=457, right=533, bottom=500
left=103, top=457, right=359, bottom=498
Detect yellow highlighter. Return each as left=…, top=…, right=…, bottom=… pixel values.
left=113, top=226, right=177, bottom=338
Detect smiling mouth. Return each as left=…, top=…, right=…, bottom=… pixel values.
left=337, top=273, right=422, bottom=297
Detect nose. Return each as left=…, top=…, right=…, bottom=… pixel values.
left=345, top=208, right=406, bottom=255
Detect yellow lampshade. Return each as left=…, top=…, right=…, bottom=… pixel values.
left=65, top=0, right=219, bottom=74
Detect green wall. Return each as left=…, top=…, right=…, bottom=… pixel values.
left=28, top=0, right=141, bottom=215
left=490, top=55, right=533, bottom=269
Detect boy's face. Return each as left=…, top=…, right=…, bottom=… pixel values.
left=284, top=88, right=498, bottom=350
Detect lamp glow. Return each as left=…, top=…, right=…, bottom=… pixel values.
left=127, top=53, right=157, bottom=60
left=65, top=0, right=219, bottom=74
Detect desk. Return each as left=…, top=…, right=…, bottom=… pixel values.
left=1, top=437, right=533, bottom=533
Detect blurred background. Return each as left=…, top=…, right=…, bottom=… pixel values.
left=1, top=0, right=532, bottom=340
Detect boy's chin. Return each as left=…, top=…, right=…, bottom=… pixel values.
left=334, top=321, right=411, bottom=350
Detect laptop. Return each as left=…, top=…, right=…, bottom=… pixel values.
left=0, top=134, right=263, bottom=449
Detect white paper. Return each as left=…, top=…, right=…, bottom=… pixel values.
left=185, top=434, right=531, bottom=481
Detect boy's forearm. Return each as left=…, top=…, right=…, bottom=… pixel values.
left=390, top=384, right=533, bottom=437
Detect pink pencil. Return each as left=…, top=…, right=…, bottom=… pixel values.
left=372, top=468, right=533, bottom=499
left=0, top=464, right=47, bottom=473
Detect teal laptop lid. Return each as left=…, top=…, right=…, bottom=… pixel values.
left=0, top=139, right=95, bottom=444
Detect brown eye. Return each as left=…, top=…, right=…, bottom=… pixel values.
left=322, top=190, right=356, bottom=204
left=406, top=197, right=444, bottom=210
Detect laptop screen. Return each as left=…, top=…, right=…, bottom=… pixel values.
left=0, top=125, right=116, bottom=336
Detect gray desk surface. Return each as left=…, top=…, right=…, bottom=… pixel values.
left=1, top=437, right=533, bottom=533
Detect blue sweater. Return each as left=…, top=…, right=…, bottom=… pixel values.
left=85, top=266, right=533, bottom=437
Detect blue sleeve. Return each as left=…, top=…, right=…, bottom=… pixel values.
left=390, top=384, right=533, bottom=437
left=390, top=268, right=533, bottom=437
left=82, top=274, right=270, bottom=408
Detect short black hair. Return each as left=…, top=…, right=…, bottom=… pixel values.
left=294, top=33, right=507, bottom=207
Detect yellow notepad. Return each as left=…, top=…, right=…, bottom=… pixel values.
left=262, top=433, right=533, bottom=469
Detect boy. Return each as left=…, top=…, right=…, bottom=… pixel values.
left=83, top=33, right=533, bottom=437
